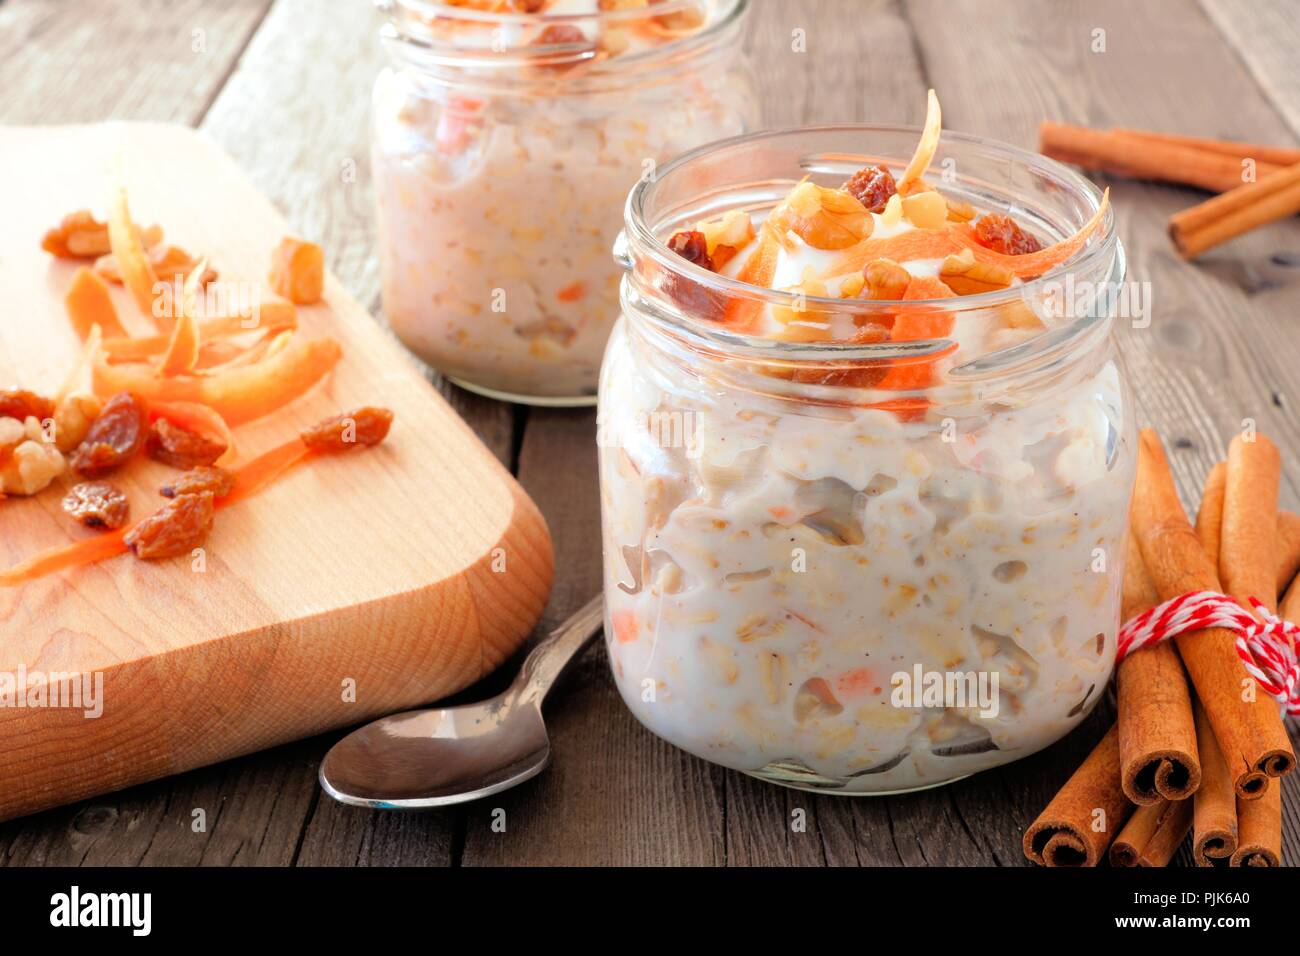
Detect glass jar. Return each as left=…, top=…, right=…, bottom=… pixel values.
left=370, top=0, right=756, bottom=405
left=598, top=126, right=1135, bottom=794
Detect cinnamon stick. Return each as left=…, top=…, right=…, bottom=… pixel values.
left=1112, top=128, right=1300, bottom=169
left=1195, top=462, right=1227, bottom=563
left=1277, top=510, right=1300, bottom=597
left=1110, top=795, right=1194, bottom=867
left=1231, top=779, right=1283, bottom=867
left=1023, top=724, right=1133, bottom=867
left=1040, top=123, right=1285, bottom=194
left=1169, top=161, right=1300, bottom=259
left=1117, top=532, right=1199, bottom=803
left=1282, top=567, right=1300, bottom=626
left=1129, top=429, right=1294, bottom=797
left=1193, top=700, right=1238, bottom=866
left=1218, top=434, right=1294, bottom=787
left=1222, top=434, right=1283, bottom=615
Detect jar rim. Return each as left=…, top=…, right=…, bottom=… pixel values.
left=379, top=0, right=747, bottom=72
left=619, top=122, right=1122, bottom=379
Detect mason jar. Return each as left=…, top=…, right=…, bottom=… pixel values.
left=370, top=0, right=756, bottom=405
left=598, top=126, right=1135, bottom=793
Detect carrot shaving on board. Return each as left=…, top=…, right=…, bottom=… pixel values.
left=101, top=300, right=297, bottom=362
left=899, top=89, right=942, bottom=187
left=0, top=436, right=314, bottom=586
left=157, top=259, right=206, bottom=375
left=64, top=267, right=128, bottom=340
left=950, top=189, right=1110, bottom=278
left=268, top=237, right=324, bottom=305
left=0, top=530, right=130, bottom=587
left=107, top=182, right=162, bottom=328
left=93, top=334, right=343, bottom=426
left=54, top=324, right=103, bottom=404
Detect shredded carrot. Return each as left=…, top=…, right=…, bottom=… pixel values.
left=556, top=280, right=587, bottom=303
left=828, top=230, right=963, bottom=277
left=722, top=225, right=781, bottom=328
left=950, top=189, right=1110, bottom=279
left=899, top=89, right=942, bottom=186
left=0, top=528, right=130, bottom=586
left=835, top=667, right=879, bottom=698
left=64, top=267, right=128, bottom=340
left=219, top=437, right=312, bottom=507
left=611, top=609, right=639, bottom=644
left=0, top=435, right=314, bottom=586
left=268, top=236, right=324, bottom=305
left=157, top=260, right=205, bottom=375
left=93, top=334, right=342, bottom=426
left=107, top=182, right=163, bottom=328
left=101, top=299, right=297, bottom=362
left=54, top=324, right=103, bottom=403
left=784, top=607, right=823, bottom=632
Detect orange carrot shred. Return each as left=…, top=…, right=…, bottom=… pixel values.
left=269, top=236, right=324, bottom=305
left=64, top=267, right=128, bottom=340
left=951, top=189, right=1110, bottom=278
left=0, top=435, right=314, bottom=586
left=108, top=182, right=163, bottom=328
left=157, top=261, right=205, bottom=375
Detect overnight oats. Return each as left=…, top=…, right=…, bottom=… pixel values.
left=371, top=0, right=756, bottom=404
left=598, top=93, right=1136, bottom=793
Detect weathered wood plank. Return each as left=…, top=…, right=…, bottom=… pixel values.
left=460, top=410, right=728, bottom=866
left=1201, top=0, right=1300, bottom=137
left=907, top=0, right=1300, bottom=863
left=0, top=0, right=274, bottom=124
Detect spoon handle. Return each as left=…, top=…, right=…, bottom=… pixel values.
left=514, top=594, right=605, bottom=706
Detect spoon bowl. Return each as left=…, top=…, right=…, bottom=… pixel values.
left=319, top=595, right=604, bottom=808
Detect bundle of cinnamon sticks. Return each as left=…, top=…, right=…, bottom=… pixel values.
left=1039, top=123, right=1300, bottom=260
left=1024, top=429, right=1296, bottom=867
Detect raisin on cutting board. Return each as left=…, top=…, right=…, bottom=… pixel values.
left=160, top=465, right=235, bottom=499
left=147, top=418, right=225, bottom=469
left=301, top=407, right=394, bottom=452
left=0, top=388, right=55, bottom=424
left=125, top=492, right=214, bottom=560
left=61, top=481, right=130, bottom=530
left=70, top=391, right=147, bottom=477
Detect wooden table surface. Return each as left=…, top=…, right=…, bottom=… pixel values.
left=2, top=0, right=1298, bottom=866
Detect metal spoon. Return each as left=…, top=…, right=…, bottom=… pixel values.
left=319, top=594, right=605, bottom=808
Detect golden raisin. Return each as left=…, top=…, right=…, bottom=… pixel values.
left=844, top=165, right=898, bottom=214
left=62, top=481, right=130, bottom=530
left=147, top=418, right=226, bottom=469
left=0, top=388, right=55, bottom=423
left=160, top=465, right=235, bottom=499
left=667, top=230, right=714, bottom=271
left=301, top=407, right=394, bottom=452
left=537, top=24, right=587, bottom=45
left=70, top=392, right=147, bottom=477
left=972, top=214, right=1043, bottom=255
left=125, top=492, right=214, bottom=560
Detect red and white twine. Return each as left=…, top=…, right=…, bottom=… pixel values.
left=1117, top=590, right=1300, bottom=717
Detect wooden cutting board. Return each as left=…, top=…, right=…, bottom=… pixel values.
left=0, top=123, right=554, bottom=822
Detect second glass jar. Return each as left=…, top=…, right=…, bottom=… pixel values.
left=371, top=0, right=756, bottom=405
